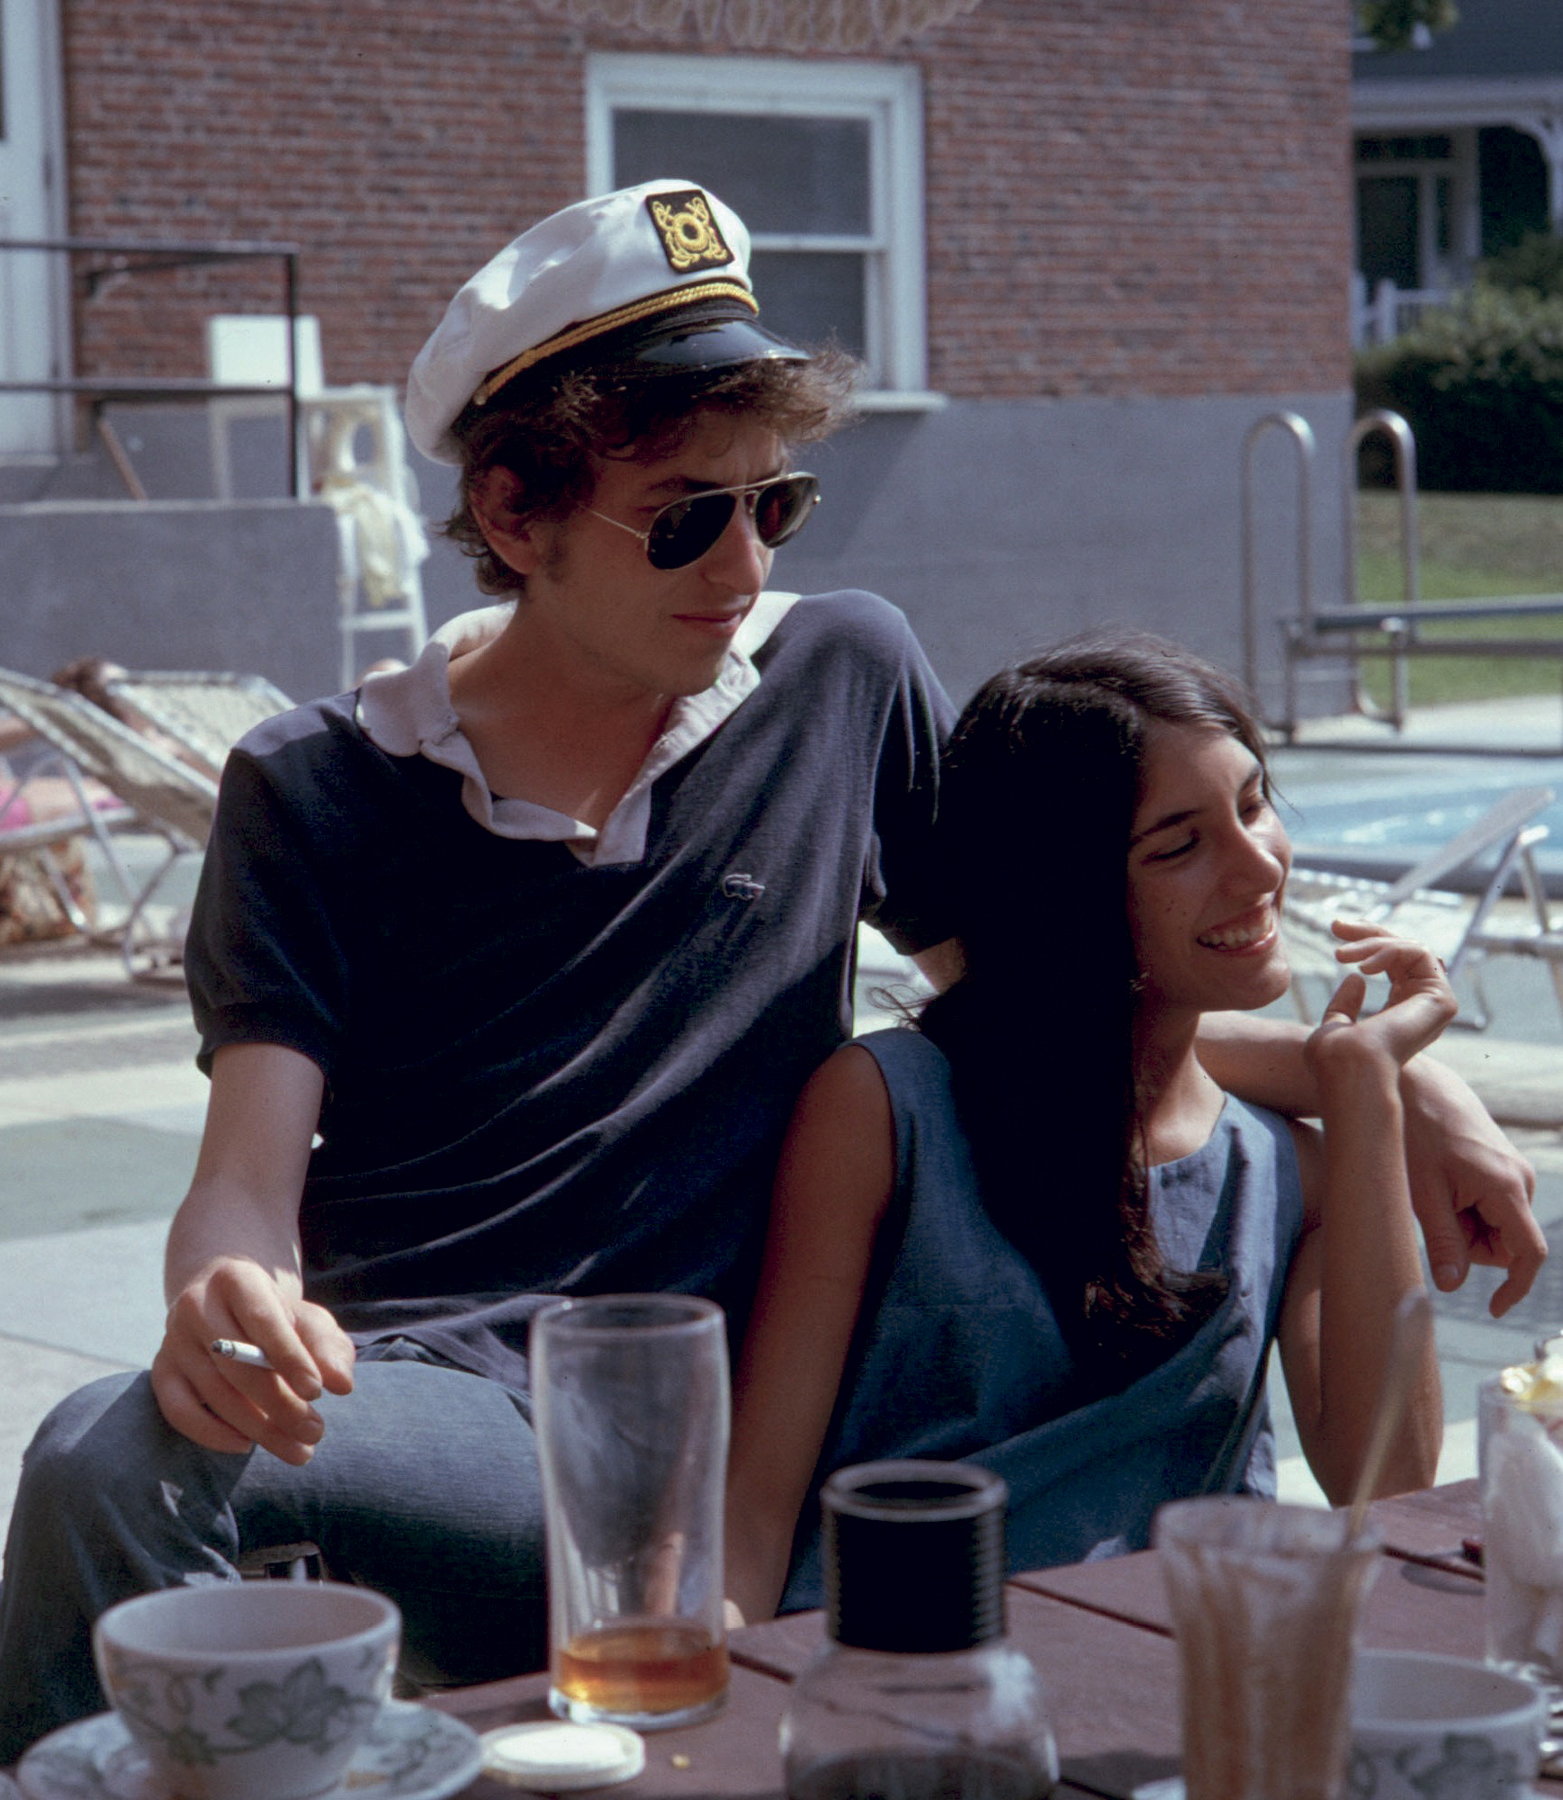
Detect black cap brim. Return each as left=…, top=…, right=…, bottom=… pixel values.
left=629, top=314, right=810, bottom=371
left=569, top=292, right=810, bottom=376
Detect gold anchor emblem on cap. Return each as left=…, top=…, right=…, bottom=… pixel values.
left=647, top=190, right=735, bottom=273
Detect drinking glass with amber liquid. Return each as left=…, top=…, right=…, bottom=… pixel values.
left=531, top=1294, right=730, bottom=1729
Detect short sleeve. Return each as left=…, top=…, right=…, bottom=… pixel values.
left=860, top=620, right=955, bottom=954
left=185, top=748, right=350, bottom=1079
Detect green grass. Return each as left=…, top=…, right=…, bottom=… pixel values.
left=1353, top=491, right=1563, bottom=708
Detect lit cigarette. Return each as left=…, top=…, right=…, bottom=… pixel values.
left=211, top=1338, right=274, bottom=1370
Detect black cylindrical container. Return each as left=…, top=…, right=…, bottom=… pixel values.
left=782, top=1460, right=1058, bottom=1800
left=826, top=1462, right=1007, bottom=1653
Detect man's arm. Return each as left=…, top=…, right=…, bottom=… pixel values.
left=1198, top=1010, right=1544, bottom=1315
left=151, top=1042, right=356, bottom=1465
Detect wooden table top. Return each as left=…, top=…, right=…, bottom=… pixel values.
left=424, top=1480, right=1528, bottom=1800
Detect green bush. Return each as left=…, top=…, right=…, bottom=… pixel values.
left=1356, top=283, right=1563, bottom=492
left=1480, top=230, right=1563, bottom=299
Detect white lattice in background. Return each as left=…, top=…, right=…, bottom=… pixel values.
left=532, top=0, right=981, bottom=50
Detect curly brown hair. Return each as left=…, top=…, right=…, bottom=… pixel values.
left=443, top=346, right=859, bottom=597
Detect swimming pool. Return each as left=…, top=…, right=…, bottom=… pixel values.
left=1270, top=747, right=1563, bottom=890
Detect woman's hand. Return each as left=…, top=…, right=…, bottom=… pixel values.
left=1305, top=918, right=1459, bottom=1077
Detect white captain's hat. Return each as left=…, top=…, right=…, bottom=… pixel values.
left=406, top=178, right=808, bottom=465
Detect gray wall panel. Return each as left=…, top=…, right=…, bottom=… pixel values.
left=0, top=499, right=340, bottom=703
left=418, top=388, right=1357, bottom=716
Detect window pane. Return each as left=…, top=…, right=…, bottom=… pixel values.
left=613, top=111, right=870, bottom=235
left=748, top=249, right=865, bottom=357
left=1357, top=176, right=1420, bottom=289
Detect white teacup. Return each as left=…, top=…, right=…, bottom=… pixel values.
left=1349, top=1648, right=1545, bottom=1800
left=93, top=1581, right=400, bottom=1800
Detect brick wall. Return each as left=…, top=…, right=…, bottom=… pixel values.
left=920, top=0, right=1350, bottom=397
left=59, top=0, right=1349, bottom=399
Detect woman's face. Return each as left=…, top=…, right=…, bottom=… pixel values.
left=1127, top=721, right=1292, bottom=1025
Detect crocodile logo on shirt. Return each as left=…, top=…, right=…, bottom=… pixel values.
left=722, top=872, right=765, bottom=902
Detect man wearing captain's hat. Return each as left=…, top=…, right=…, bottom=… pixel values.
left=0, top=179, right=955, bottom=1742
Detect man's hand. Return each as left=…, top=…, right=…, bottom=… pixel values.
left=1198, top=1003, right=1546, bottom=1317
left=1402, top=1055, right=1545, bottom=1316
left=152, top=1254, right=355, bottom=1466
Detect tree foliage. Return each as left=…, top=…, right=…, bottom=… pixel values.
left=1357, top=0, right=1459, bottom=51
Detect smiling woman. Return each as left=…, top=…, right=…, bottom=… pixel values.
left=1128, top=725, right=1293, bottom=1044
left=724, top=629, right=1451, bottom=1627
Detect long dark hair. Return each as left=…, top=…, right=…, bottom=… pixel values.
left=918, top=630, right=1270, bottom=1375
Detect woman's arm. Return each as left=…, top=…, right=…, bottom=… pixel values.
left=725, top=1044, right=898, bottom=1626
left=1275, top=923, right=1452, bottom=1503
left=1197, top=1010, right=1543, bottom=1314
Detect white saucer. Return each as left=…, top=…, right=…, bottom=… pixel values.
left=16, top=1700, right=483, bottom=1800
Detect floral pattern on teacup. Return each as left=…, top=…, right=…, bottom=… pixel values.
left=101, top=1652, right=387, bottom=1766
left=1348, top=1733, right=1529, bottom=1800
left=19, top=1701, right=482, bottom=1800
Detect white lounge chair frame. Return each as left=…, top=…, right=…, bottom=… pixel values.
left=1284, top=785, right=1561, bottom=1031
left=0, top=668, right=221, bottom=978
left=0, top=747, right=140, bottom=935
left=105, top=669, right=293, bottom=781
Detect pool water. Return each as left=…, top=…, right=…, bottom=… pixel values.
left=1270, top=749, right=1563, bottom=886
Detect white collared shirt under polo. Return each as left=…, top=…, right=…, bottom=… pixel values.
left=356, top=591, right=801, bottom=866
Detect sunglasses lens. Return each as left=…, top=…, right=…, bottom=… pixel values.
left=754, top=475, right=819, bottom=549
left=643, top=475, right=821, bottom=570
left=646, top=493, right=737, bottom=571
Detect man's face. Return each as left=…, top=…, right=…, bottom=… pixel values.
left=483, top=410, right=787, bottom=705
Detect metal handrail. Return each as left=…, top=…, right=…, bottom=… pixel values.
left=1240, top=410, right=1314, bottom=726
left=0, top=235, right=305, bottom=495
left=1344, top=409, right=1419, bottom=730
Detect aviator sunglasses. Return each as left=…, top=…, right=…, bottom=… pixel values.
left=586, top=472, right=820, bottom=571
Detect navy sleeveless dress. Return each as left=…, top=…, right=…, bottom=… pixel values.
left=779, top=1028, right=1307, bottom=1612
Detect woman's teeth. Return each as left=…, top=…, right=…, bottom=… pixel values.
left=1198, top=911, right=1274, bottom=950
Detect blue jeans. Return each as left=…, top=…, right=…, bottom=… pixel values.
left=0, top=1352, right=547, bottom=1763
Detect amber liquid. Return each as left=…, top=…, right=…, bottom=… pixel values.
left=554, top=1618, right=728, bottom=1720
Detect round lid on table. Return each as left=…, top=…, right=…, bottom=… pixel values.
left=481, top=1720, right=646, bottom=1790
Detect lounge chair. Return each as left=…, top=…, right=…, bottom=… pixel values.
left=0, top=667, right=221, bottom=977
left=1283, top=785, right=1561, bottom=1031
left=0, top=749, right=139, bottom=936
left=104, top=669, right=293, bottom=781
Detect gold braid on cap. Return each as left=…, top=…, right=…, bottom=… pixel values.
left=471, top=279, right=759, bottom=409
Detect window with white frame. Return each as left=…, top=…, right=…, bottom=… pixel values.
left=587, top=54, right=929, bottom=399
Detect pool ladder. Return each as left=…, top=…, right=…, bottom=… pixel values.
left=1240, top=408, right=1421, bottom=739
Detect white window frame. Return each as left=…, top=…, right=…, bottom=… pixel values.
left=586, top=52, right=933, bottom=403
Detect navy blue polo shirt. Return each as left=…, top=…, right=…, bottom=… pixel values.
left=185, top=588, right=952, bottom=1390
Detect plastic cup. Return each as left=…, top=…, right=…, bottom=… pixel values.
left=1479, top=1373, right=1563, bottom=1686
left=1155, top=1497, right=1382, bottom=1800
